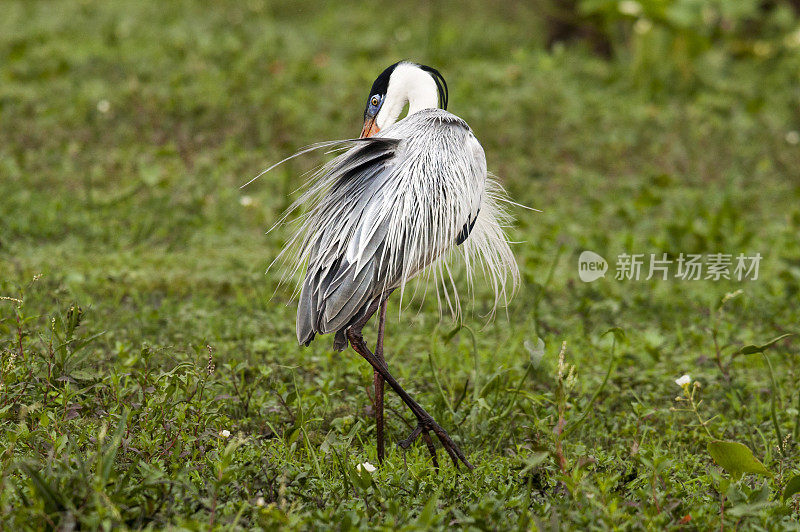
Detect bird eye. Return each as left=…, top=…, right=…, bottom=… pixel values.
left=370, top=95, right=380, bottom=107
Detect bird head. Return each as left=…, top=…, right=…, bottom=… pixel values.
left=360, top=61, right=448, bottom=138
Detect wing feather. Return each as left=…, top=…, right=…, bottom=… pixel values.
left=282, top=109, right=519, bottom=346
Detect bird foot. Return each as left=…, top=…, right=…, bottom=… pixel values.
left=398, top=424, right=424, bottom=449
left=345, top=325, right=473, bottom=471
left=398, top=414, right=472, bottom=471
left=399, top=424, right=440, bottom=470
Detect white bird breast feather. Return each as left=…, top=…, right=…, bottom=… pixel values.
left=273, top=108, right=519, bottom=344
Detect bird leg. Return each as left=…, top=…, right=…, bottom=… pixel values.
left=374, top=298, right=388, bottom=463
left=347, top=299, right=439, bottom=467
left=348, top=297, right=389, bottom=463
left=346, top=328, right=473, bottom=470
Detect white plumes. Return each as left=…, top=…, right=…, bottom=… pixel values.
left=458, top=177, right=520, bottom=315
left=268, top=109, right=519, bottom=326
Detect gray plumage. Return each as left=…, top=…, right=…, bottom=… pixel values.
left=276, top=108, right=519, bottom=348
left=256, top=61, right=514, bottom=470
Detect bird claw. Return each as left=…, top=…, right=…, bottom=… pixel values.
left=397, top=416, right=472, bottom=471
left=398, top=424, right=440, bottom=469
left=398, top=424, right=423, bottom=449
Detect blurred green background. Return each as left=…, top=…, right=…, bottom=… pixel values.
left=2, top=0, right=800, bottom=529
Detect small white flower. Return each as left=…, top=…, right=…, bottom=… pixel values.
left=239, top=195, right=254, bottom=207
left=219, top=429, right=231, bottom=438
left=356, top=461, right=376, bottom=473
left=785, top=131, right=799, bottom=145
left=97, top=99, right=110, bottom=113
left=255, top=496, right=265, bottom=506
left=618, top=0, right=642, bottom=16
left=675, top=374, right=691, bottom=387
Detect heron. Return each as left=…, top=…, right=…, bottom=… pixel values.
left=264, top=61, right=519, bottom=469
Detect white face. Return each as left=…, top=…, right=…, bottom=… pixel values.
left=374, top=63, right=440, bottom=130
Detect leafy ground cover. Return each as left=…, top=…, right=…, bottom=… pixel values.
left=2, top=0, right=800, bottom=529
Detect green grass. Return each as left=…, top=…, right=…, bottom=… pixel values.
left=2, top=0, right=800, bottom=529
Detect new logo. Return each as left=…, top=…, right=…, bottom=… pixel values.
left=578, top=251, right=608, bottom=282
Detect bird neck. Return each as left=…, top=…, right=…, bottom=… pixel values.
left=377, top=64, right=439, bottom=130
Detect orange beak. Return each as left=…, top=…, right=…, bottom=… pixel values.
left=360, top=116, right=380, bottom=138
